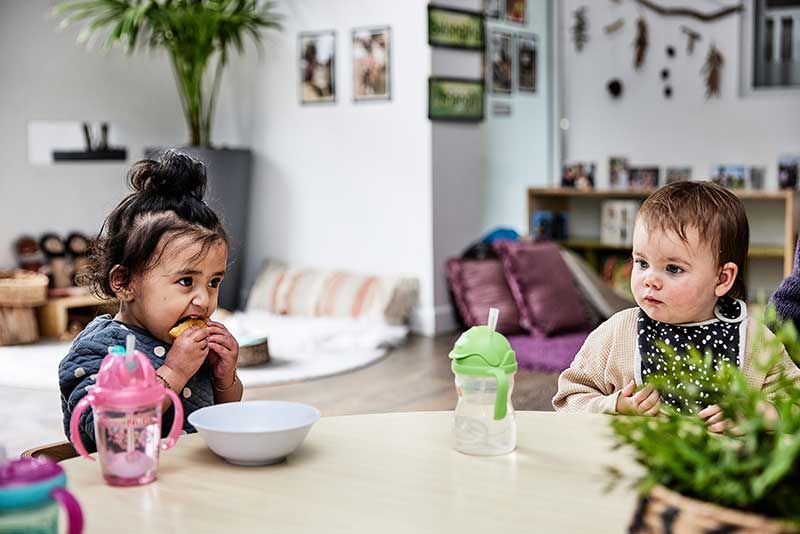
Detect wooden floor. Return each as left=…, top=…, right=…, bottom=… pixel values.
left=246, top=334, right=561, bottom=415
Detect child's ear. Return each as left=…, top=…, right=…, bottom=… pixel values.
left=109, top=265, right=134, bottom=302
left=714, top=261, right=738, bottom=297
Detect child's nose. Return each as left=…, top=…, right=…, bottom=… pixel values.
left=192, top=288, right=210, bottom=308
left=644, top=272, right=662, bottom=289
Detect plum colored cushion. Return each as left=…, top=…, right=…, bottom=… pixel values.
left=508, top=330, right=591, bottom=373
left=494, top=240, right=589, bottom=336
left=445, top=258, right=523, bottom=334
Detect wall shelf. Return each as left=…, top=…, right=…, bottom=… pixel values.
left=528, top=188, right=800, bottom=299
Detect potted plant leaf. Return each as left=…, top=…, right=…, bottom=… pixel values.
left=53, top=0, right=282, bottom=309
left=609, top=306, right=800, bottom=534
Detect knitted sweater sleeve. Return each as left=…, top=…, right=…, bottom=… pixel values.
left=552, top=311, right=631, bottom=414
left=769, top=237, right=800, bottom=329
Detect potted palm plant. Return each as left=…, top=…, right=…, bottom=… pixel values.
left=53, top=0, right=282, bottom=309
left=609, top=307, right=800, bottom=534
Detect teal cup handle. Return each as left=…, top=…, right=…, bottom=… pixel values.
left=491, top=368, right=508, bottom=420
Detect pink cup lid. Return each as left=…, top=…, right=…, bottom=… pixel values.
left=89, top=348, right=165, bottom=409
left=0, top=456, right=63, bottom=487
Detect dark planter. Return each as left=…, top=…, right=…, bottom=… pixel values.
left=145, top=146, right=252, bottom=311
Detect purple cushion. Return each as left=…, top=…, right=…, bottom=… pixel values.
left=494, top=240, right=589, bottom=336
left=445, top=258, right=523, bottom=334
left=509, top=331, right=591, bottom=373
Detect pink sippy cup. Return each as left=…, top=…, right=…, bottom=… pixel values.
left=69, top=334, right=183, bottom=487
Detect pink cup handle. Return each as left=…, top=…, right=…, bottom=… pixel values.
left=161, top=388, right=184, bottom=450
left=69, top=395, right=95, bottom=461
left=51, top=487, right=84, bottom=534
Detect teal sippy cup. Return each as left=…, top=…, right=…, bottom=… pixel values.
left=449, top=308, right=518, bottom=456
left=0, top=452, right=84, bottom=534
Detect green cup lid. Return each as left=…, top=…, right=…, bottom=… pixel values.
left=449, top=325, right=517, bottom=376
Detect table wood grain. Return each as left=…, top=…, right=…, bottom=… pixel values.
left=61, top=411, right=641, bottom=533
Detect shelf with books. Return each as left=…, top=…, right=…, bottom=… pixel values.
left=528, top=186, right=800, bottom=300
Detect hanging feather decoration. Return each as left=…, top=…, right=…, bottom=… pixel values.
left=634, top=17, right=648, bottom=69
left=572, top=7, right=589, bottom=52
left=702, top=44, right=723, bottom=98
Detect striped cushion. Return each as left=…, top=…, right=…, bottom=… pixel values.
left=246, top=263, right=418, bottom=325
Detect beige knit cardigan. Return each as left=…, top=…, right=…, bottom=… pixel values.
left=552, top=307, right=800, bottom=413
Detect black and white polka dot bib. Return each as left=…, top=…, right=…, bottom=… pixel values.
left=635, top=298, right=747, bottom=413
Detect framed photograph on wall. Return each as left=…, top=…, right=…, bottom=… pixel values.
left=517, top=33, right=537, bottom=92
left=352, top=26, right=391, bottom=101
left=428, top=77, right=485, bottom=122
left=489, top=30, right=513, bottom=95
left=428, top=5, right=485, bottom=50
left=484, top=0, right=503, bottom=20
left=299, top=30, right=336, bottom=104
left=506, top=0, right=526, bottom=24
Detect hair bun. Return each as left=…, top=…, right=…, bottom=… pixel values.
left=128, top=149, right=207, bottom=200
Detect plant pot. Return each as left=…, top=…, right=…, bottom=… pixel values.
left=629, top=485, right=799, bottom=534
left=145, top=146, right=252, bottom=311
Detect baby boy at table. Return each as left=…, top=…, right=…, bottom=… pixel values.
left=552, top=181, right=800, bottom=431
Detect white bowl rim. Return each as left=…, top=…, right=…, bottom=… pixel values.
left=188, top=400, right=321, bottom=435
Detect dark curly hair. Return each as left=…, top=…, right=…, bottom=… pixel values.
left=81, top=150, right=228, bottom=299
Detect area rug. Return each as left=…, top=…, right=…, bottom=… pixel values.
left=0, top=312, right=408, bottom=391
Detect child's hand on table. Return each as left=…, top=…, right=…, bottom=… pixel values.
left=616, top=380, right=661, bottom=416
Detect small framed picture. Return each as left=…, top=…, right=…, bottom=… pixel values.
left=484, top=0, right=503, bottom=19
left=517, top=33, right=537, bottom=92
left=428, top=77, right=485, bottom=122
left=352, top=26, right=391, bottom=102
left=506, top=0, right=526, bottom=24
left=749, top=166, right=766, bottom=190
left=629, top=167, right=660, bottom=189
left=489, top=30, right=513, bottom=95
left=779, top=155, right=800, bottom=189
left=299, top=31, right=336, bottom=104
left=562, top=162, right=595, bottom=190
left=665, top=167, right=691, bottom=184
left=428, top=5, right=485, bottom=50
left=609, top=156, right=630, bottom=189
left=711, top=165, right=746, bottom=189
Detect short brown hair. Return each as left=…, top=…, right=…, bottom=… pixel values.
left=636, top=181, right=749, bottom=300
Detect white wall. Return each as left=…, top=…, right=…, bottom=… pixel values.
left=430, top=0, right=486, bottom=334
left=483, top=0, right=553, bottom=232
left=559, top=0, right=800, bottom=189
left=0, top=0, right=246, bottom=269
left=244, top=1, right=436, bottom=331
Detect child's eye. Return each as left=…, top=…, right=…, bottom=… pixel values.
left=209, top=278, right=223, bottom=289
left=178, top=277, right=193, bottom=287
left=666, top=265, right=684, bottom=274
left=634, top=259, right=649, bottom=269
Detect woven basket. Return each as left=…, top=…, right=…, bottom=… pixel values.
left=630, top=485, right=800, bottom=534
left=238, top=337, right=270, bottom=367
left=0, top=308, right=39, bottom=345
left=0, top=270, right=48, bottom=307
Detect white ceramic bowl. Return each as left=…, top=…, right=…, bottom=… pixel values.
left=188, top=401, right=321, bottom=466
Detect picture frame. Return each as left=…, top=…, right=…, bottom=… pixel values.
left=352, top=26, right=391, bottom=102
left=299, top=30, right=336, bottom=104
left=779, top=155, right=800, bottom=189
left=428, top=77, right=485, bottom=122
left=629, top=167, right=660, bottom=189
left=505, top=0, right=526, bottom=24
left=428, top=5, right=485, bottom=51
left=562, top=162, right=595, bottom=190
left=609, top=156, right=630, bottom=189
left=517, top=33, right=537, bottom=92
left=665, top=167, right=691, bottom=184
left=711, top=164, right=747, bottom=189
left=484, top=0, right=503, bottom=20
left=489, top=30, right=513, bottom=95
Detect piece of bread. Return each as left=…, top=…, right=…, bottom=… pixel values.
left=168, top=318, right=208, bottom=339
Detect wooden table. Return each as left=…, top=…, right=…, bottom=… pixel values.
left=61, top=411, right=641, bottom=533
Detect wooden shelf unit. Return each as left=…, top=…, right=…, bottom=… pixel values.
left=528, top=187, right=800, bottom=277
left=37, top=294, right=118, bottom=340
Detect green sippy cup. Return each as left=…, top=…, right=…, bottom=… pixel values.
left=449, top=308, right=518, bottom=456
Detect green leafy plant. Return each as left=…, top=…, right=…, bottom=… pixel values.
left=609, top=306, right=800, bottom=522
left=54, top=0, right=282, bottom=146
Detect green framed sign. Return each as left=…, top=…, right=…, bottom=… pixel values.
left=428, top=77, right=484, bottom=122
left=428, top=5, right=485, bottom=50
